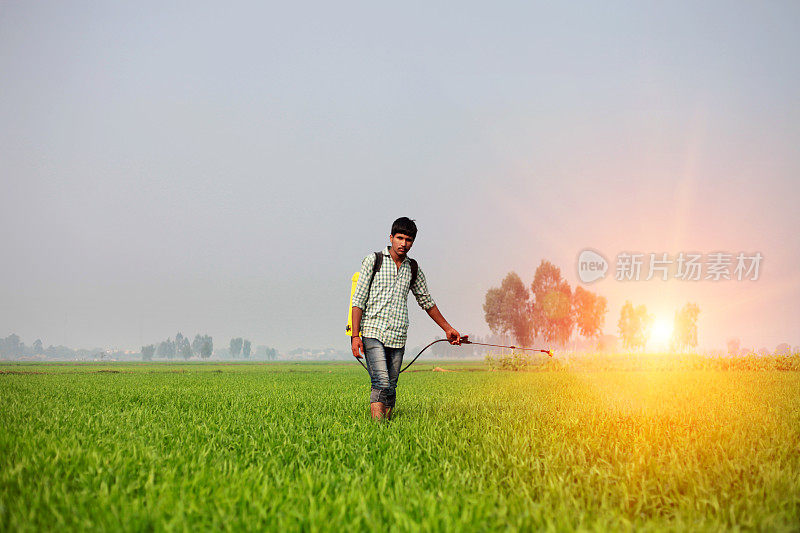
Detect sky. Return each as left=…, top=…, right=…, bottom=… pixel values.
left=1, top=1, right=799, bottom=353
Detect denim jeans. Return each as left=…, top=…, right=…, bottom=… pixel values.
left=363, top=337, right=405, bottom=408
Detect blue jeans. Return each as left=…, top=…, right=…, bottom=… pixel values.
left=363, top=337, right=405, bottom=408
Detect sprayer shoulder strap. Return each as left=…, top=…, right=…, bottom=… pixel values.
left=409, top=258, right=418, bottom=288
left=366, top=251, right=382, bottom=296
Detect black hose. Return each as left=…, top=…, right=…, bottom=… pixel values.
left=353, top=335, right=551, bottom=374
left=353, top=338, right=449, bottom=374
left=399, top=338, right=450, bottom=373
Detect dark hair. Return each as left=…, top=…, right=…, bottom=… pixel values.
left=391, top=217, right=417, bottom=238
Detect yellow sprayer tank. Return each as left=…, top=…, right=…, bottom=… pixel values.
left=346, top=272, right=360, bottom=336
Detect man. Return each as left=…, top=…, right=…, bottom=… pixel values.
left=350, top=217, right=461, bottom=420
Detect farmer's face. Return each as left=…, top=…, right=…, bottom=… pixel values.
left=390, top=233, right=414, bottom=257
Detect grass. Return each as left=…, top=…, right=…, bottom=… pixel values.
left=1, top=360, right=799, bottom=531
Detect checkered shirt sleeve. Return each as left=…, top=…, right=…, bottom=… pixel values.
left=411, top=267, right=435, bottom=311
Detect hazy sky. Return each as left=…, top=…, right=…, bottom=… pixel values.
left=2, top=1, right=799, bottom=352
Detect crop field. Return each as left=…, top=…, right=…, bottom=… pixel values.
left=1, top=360, right=799, bottom=531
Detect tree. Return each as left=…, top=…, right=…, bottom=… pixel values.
left=192, top=334, right=203, bottom=355
left=229, top=337, right=243, bottom=358
left=141, top=344, right=156, bottom=361
left=256, top=345, right=277, bottom=360
left=199, top=335, right=213, bottom=359
left=618, top=301, right=653, bottom=350
left=32, top=339, right=43, bottom=354
left=242, top=339, right=251, bottom=359
left=634, top=305, right=653, bottom=350
left=531, top=260, right=574, bottom=346
left=572, top=286, right=608, bottom=341
left=175, top=332, right=186, bottom=355
left=483, top=272, right=532, bottom=345
left=177, top=333, right=193, bottom=360
left=671, top=303, right=700, bottom=351
left=618, top=302, right=636, bottom=350
left=191, top=334, right=213, bottom=358
left=156, top=337, right=176, bottom=359
left=0, top=334, right=22, bottom=358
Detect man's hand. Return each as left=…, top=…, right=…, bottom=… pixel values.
left=351, top=336, right=364, bottom=359
left=445, top=327, right=461, bottom=345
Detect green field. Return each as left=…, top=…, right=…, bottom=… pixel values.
left=1, top=361, right=799, bottom=531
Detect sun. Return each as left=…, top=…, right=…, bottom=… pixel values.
left=650, top=319, right=673, bottom=348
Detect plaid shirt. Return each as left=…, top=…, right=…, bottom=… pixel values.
left=351, top=246, right=436, bottom=348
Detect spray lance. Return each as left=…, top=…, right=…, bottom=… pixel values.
left=354, top=335, right=552, bottom=373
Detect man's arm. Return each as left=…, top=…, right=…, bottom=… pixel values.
left=350, top=254, right=374, bottom=359
left=351, top=306, right=364, bottom=359
left=426, top=305, right=461, bottom=345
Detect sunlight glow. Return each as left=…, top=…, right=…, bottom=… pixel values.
left=651, top=319, right=674, bottom=348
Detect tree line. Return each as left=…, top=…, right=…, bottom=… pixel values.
left=0, top=334, right=78, bottom=359
left=141, top=332, right=213, bottom=360
left=226, top=337, right=276, bottom=359
left=140, top=334, right=278, bottom=360
left=483, top=260, right=608, bottom=348
left=484, top=259, right=701, bottom=351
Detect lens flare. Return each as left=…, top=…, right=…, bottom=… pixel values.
left=651, top=319, right=674, bottom=348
